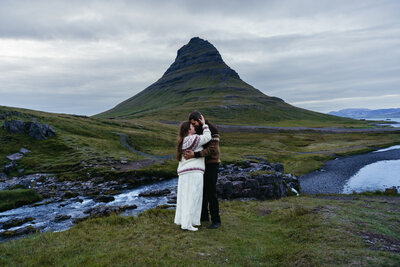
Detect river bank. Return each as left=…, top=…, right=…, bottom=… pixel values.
left=0, top=159, right=299, bottom=241
left=300, top=145, right=400, bottom=194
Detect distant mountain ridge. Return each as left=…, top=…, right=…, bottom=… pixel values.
left=329, top=108, right=400, bottom=118
left=95, top=37, right=358, bottom=126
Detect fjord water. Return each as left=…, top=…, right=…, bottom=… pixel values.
left=367, top=117, right=400, bottom=127
left=341, top=118, right=400, bottom=193
left=343, top=159, right=400, bottom=193
left=300, top=143, right=400, bottom=194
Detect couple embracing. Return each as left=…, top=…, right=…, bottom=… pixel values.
left=174, top=111, right=221, bottom=231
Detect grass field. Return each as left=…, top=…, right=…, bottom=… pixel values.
left=1, top=105, right=399, bottom=180
left=0, top=195, right=399, bottom=266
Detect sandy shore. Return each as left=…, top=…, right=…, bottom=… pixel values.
left=299, top=147, right=400, bottom=194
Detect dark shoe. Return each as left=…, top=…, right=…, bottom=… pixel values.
left=208, top=222, right=221, bottom=229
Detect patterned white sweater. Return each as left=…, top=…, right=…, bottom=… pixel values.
left=177, top=124, right=211, bottom=175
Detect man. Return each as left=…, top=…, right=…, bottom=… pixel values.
left=184, top=111, right=221, bottom=229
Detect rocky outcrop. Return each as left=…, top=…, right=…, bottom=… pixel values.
left=73, top=205, right=137, bottom=224
left=3, top=120, right=56, bottom=140
left=216, top=158, right=300, bottom=200
left=164, top=159, right=299, bottom=203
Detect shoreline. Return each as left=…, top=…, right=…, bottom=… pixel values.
left=299, top=146, right=400, bottom=194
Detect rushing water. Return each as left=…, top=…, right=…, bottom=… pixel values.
left=0, top=178, right=178, bottom=240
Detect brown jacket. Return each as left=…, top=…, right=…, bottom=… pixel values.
left=194, top=133, right=220, bottom=164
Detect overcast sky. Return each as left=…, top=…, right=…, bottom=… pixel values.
left=1, top=0, right=399, bottom=115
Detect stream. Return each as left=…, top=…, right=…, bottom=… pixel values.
left=0, top=178, right=178, bottom=241
left=2, top=142, right=400, bottom=241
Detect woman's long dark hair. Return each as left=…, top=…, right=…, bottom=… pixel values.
left=176, top=121, right=191, bottom=161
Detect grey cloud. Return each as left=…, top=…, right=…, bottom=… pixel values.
left=0, top=0, right=400, bottom=114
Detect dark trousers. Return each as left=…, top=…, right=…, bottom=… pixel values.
left=201, top=163, right=221, bottom=223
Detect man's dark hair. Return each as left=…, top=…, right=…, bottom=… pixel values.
left=188, top=111, right=202, bottom=121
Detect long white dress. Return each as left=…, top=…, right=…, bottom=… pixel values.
left=174, top=124, right=211, bottom=230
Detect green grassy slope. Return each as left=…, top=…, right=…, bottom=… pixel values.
left=0, top=105, right=177, bottom=179
left=1, top=105, right=399, bottom=179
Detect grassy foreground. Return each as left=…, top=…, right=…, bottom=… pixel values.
left=1, top=195, right=399, bottom=266
left=0, top=189, right=43, bottom=212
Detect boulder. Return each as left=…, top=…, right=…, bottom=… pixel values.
left=139, top=188, right=171, bottom=197
left=272, top=163, right=284, bottom=173
left=63, top=191, right=79, bottom=199
left=3, top=120, right=26, bottom=134
left=54, top=214, right=72, bottom=222
left=95, top=195, right=115, bottom=203
left=6, top=153, right=23, bottom=161
left=231, top=181, right=245, bottom=197
left=19, top=148, right=31, bottom=154
left=219, top=180, right=233, bottom=198
left=3, top=162, right=17, bottom=175
left=3, top=120, right=56, bottom=140
left=28, top=122, right=56, bottom=140
left=0, top=172, right=7, bottom=180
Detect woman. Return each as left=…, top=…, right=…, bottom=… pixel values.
left=174, top=115, right=211, bottom=231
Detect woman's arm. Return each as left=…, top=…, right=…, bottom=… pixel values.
left=197, top=124, right=211, bottom=147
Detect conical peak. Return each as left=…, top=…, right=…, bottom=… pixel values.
left=176, top=37, right=220, bottom=59
left=163, top=37, right=226, bottom=76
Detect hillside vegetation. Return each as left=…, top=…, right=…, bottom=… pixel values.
left=1, top=106, right=399, bottom=180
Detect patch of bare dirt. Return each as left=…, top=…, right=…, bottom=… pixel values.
left=361, top=231, right=400, bottom=253
left=116, top=159, right=158, bottom=171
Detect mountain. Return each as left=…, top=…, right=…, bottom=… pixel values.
left=329, top=108, right=400, bottom=118
left=95, top=37, right=357, bottom=126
